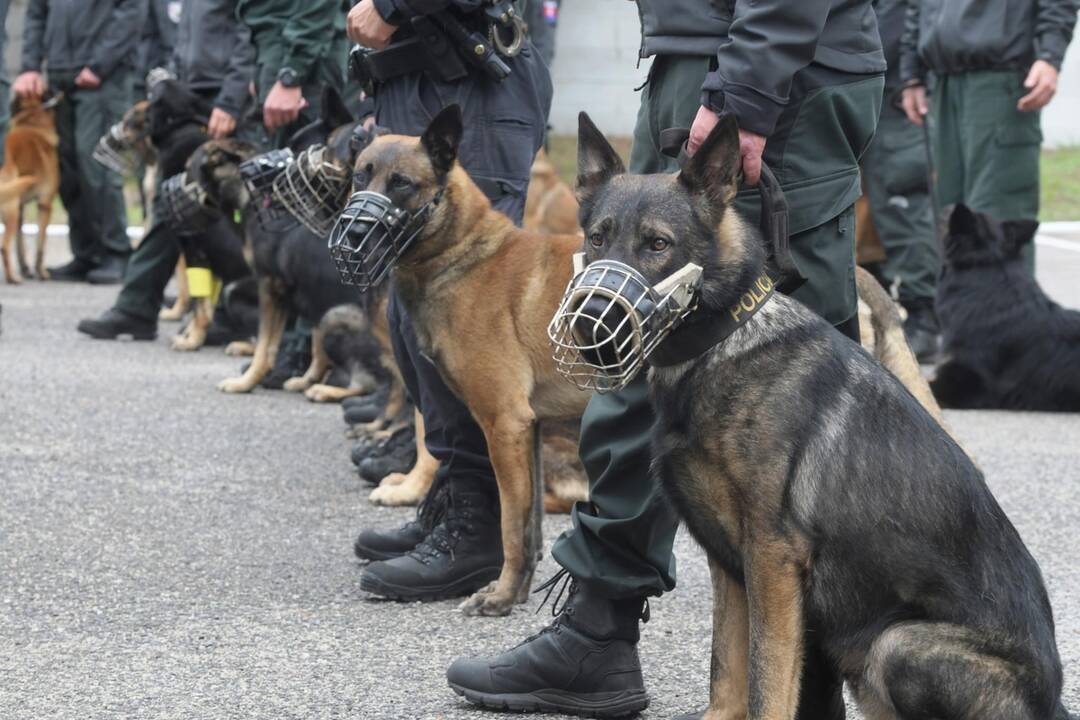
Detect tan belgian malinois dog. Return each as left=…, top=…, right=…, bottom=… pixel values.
left=341, top=106, right=947, bottom=617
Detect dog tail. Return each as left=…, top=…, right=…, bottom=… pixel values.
left=0, top=176, right=38, bottom=205
left=854, top=266, right=947, bottom=427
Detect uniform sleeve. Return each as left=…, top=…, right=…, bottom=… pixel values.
left=699, top=0, right=831, bottom=137
left=1034, top=0, right=1078, bottom=70
left=279, top=0, right=342, bottom=79
left=19, top=0, right=47, bottom=74
left=90, top=0, right=148, bottom=80
left=372, top=0, right=484, bottom=26
left=215, top=23, right=255, bottom=117
left=898, top=0, right=925, bottom=84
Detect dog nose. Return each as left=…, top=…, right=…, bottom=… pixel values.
left=570, top=296, right=634, bottom=370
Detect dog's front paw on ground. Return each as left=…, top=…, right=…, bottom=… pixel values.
left=170, top=335, right=201, bottom=352
left=35, top=267, right=50, bottom=281
left=282, top=377, right=311, bottom=392
left=368, top=477, right=421, bottom=506
left=224, top=341, right=255, bottom=357
left=217, top=377, right=255, bottom=394
left=4, top=273, right=22, bottom=285
left=459, top=584, right=515, bottom=617
left=303, top=384, right=339, bottom=403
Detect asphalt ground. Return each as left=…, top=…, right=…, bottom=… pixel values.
left=1, top=236, right=1078, bottom=719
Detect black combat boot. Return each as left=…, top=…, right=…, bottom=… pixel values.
left=86, top=253, right=128, bottom=285
left=353, top=519, right=428, bottom=561
left=48, top=257, right=96, bottom=282
left=77, top=308, right=157, bottom=340
left=902, top=298, right=941, bottom=364
left=359, top=488, right=502, bottom=601
left=446, top=572, right=650, bottom=718
left=351, top=426, right=416, bottom=482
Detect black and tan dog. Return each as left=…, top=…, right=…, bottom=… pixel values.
left=933, top=204, right=1080, bottom=411
left=571, top=112, right=1067, bottom=720
left=344, top=107, right=944, bottom=617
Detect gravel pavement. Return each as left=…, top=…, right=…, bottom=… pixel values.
left=1, top=237, right=1078, bottom=719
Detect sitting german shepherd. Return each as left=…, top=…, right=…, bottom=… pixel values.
left=572, top=113, right=1067, bottom=719
left=346, top=107, right=947, bottom=618
left=933, top=204, right=1080, bottom=411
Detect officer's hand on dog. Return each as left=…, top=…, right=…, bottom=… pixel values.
left=1018, top=60, right=1058, bottom=112
left=901, top=84, right=929, bottom=126
left=208, top=108, right=238, bottom=139
left=347, top=0, right=397, bottom=49
left=688, top=105, right=766, bottom=186
left=74, top=67, right=102, bottom=89
left=13, top=71, right=46, bottom=99
left=263, top=82, right=308, bottom=132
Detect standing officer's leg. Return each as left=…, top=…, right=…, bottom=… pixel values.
left=862, top=103, right=940, bottom=361
left=48, top=78, right=96, bottom=280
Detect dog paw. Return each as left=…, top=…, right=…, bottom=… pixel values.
left=224, top=341, right=255, bottom=357
left=459, top=585, right=515, bottom=617
left=35, top=267, right=50, bottom=281
left=217, top=377, right=254, bottom=394
left=368, top=479, right=421, bottom=507
left=158, top=306, right=185, bottom=322
left=170, top=335, right=200, bottom=352
left=282, top=377, right=311, bottom=392
left=5, top=272, right=22, bottom=284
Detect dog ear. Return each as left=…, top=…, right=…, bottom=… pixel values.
left=947, top=203, right=980, bottom=238
left=678, top=114, right=740, bottom=208
left=576, top=112, right=625, bottom=206
left=1001, top=218, right=1039, bottom=259
left=321, top=86, right=354, bottom=129
left=421, top=105, right=463, bottom=176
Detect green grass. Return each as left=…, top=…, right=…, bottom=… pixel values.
left=548, top=135, right=1080, bottom=222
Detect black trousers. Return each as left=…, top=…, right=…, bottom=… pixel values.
left=374, top=43, right=552, bottom=495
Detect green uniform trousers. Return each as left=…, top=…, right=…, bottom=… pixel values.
left=551, top=55, right=882, bottom=598
left=861, top=101, right=938, bottom=304
left=49, top=70, right=132, bottom=264
left=931, top=70, right=1041, bottom=269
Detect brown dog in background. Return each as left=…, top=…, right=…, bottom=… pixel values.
left=523, top=148, right=579, bottom=236
left=0, top=93, right=61, bottom=283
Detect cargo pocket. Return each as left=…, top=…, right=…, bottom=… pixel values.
left=983, top=121, right=1042, bottom=206
left=879, top=123, right=929, bottom=198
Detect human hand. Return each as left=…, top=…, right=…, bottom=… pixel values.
left=208, top=107, right=238, bottom=139
left=75, top=67, right=102, bottom=89
left=347, top=0, right=397, bottom=49
left=687, top=105, right=767, bottom=185
left=263, top=81, right=307, bottom=131
left=901, top=84, right=929, bottom=126
left=13, top=71, right=46, bottom=98
left=1018, top=60, right=1058, bottom=112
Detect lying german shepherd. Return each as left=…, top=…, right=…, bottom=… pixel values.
left=933, top=204, right=1080, bottom=411
left=346, top=107, right=946, bottom=618
left=573, top=112, right=1067, bottom=720
left=0, top=93, right=61, bottom=283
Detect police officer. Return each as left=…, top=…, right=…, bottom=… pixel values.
left=77, top=0, right=257, bottom=342
left=346, top=0, right=552, bottom=601
left=861, top=0, right=940, bottom=362
left=446, top=0, right=885, bottom=716
left=900, top=0, right=1077, bottom=270
left=14, top=0, right=145, bottom=284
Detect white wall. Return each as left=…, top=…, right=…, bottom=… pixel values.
left=547, top=0, right=650, bottom=137
left=548, top=0, right=1080, bottom=146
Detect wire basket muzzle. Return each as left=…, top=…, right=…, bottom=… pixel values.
left=272, top=145, right=351, bottom=237
left=548, top=259, right=699, bottom=393
left=239, top=148, right=295, bottom=229
left=327, top=191, right=422, bottom=292
left=93, top=122, right=137, bottom=176
left=157, top=172, right=220, bottom=237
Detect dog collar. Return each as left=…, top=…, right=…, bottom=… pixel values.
left=648, top=272, right=776, bottom=368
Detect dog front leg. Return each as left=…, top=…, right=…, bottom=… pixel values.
left=369, top=409, right=438, bottom=506
left=459, top=407, right=538, bottom=617
left=703, top=558, right=750, bottom=720
left=159, top=257, right=189, bottom=321
left=34, top=201, right=51, bottom=279
left=171, top=297, right=211, bottom=351
left=745, top=547, right=804, bottom=720
left=1, top=212, right=17, bottom=283
left=283, top=326, right=328, bottom=392
left=218, top=279, right=286, bottom=393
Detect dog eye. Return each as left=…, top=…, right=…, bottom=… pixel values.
left=649, top=237, right=670, bottom=252
left=588, top=232, right=604, bottom=248
left=390, top=173, right=413, bottom=190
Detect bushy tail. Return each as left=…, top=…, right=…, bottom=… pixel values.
left=0, top=176, right=37, bottom=205
left=855, top=266, right=946, bottom=427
